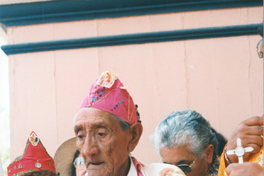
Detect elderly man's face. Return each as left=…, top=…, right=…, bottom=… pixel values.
left=160, top=145, right=212, bottom=176
left=74, top=108, right=131, bottom=176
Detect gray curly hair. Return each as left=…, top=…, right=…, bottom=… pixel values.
left=152, top=110, right=218, bottom=161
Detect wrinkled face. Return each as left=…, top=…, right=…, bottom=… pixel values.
left=160, top=146, right=208, bottom=176
left=74, top=108, right=131, bottom=176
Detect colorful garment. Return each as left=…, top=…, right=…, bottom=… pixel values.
left=218, top=146, right=263, bottom=176
left=205, top=158, right=219, bottom=176
left=128, top=156, right=186, bottom=176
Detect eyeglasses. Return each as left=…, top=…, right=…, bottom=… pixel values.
left=177, top=150, right=203, bottom=175
left=256, top=39, right=263, bottom=58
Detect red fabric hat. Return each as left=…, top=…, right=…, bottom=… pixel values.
left=7, top=131, right=56, bottom=176
left=78, top=71, right=138, bottom=125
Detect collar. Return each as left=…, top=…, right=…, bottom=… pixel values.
left=127, top=156, right=138, bottom=176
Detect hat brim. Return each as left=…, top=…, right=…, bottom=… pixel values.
left=54, top=137, right=77, bottom=176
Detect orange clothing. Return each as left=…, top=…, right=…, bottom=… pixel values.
left=218, top=146, right=263, bottom=176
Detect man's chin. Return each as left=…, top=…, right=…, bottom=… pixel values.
left=87, top=164, right=112, bottom=176
left=87, top=171, right=111, bottom=176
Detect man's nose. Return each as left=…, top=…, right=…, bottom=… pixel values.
left=82, top=135, right=100, bottom=158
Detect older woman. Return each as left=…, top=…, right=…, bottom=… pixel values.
left=152, top=110, right=219, bottom=176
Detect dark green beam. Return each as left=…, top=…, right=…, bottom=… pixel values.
left=1, top=23, right=262, bottom=55
left=0, top=0, right=262, bottom=27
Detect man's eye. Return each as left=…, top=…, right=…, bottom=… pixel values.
left=77, top=135, right=84, bottom=139
left=96, top=128, right=108, bottom=138
left=98, top=132, right=105, bottom=137
left=77, top=131, right=85, bottom=140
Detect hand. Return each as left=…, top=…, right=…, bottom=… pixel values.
left=226, top=162, right=263, bottom=176
left=76, top=163, right=87, bottom=176
left=226, top=116, right=263, bottom=163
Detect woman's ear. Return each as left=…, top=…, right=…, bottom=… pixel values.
left=128, top=123, right=143, bottom=152
left=205, top=144, right=214, bottom=164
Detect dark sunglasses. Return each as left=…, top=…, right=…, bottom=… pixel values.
left=177, top=150, right=203, bottom=175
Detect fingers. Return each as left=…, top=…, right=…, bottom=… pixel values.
left=237, top=125, right=263, bottom=153
left=231, top=117, right=263, bottom=138
left=244, top=116, right=263, bottom=127
left=226, top=162, right=263, bottom=176
left=240, top=134, right=263, bottom=146
left=227, top=133, right=263, bottom=149
left=226, top=116, right=263, bottom=164
left=228, top=116, right=263, bottom=148
left=226, top=163, right=238, bottom=174
left=226, top=140, right=262, bottom=163
left=246, top=143, right=261, bottom=154
left=234, top=134, right=262, bottom=156
left=244, top=125, right=263, bottom=136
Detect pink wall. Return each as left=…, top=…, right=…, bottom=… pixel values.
left=7, top=7, right=263, bottom=164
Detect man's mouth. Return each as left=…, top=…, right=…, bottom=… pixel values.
left=88, top=162, right=104, bottom=166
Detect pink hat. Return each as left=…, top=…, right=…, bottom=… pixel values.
left=78, top=71, right=138, bottom=125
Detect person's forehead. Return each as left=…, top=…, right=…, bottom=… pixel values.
left=161, top=146, right=195, bottom=163
left=161, top=145, right=192, bottom=155
left=74, top=107, right=118, bottom=127
left=76, top=108, right=112, bottom=120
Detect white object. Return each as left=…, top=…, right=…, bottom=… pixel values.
left=226, top=138, right=254, bottom=164
left=0, top=159, right=4, bottom=176
left=127, top=156, right=185, bottom=176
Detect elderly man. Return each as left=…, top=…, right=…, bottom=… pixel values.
left=7, top=131, right=58, bottom=176
left=74, top=71, right=185, bottom=176
left=152, top=110, right=219, bottom=176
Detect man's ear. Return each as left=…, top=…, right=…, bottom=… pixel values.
left=205, top=144, right=214, bottom=164
left=128, top=123, right=143, bottom=152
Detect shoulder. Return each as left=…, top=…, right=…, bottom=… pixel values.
left=142, top=163, right=186, bottom=176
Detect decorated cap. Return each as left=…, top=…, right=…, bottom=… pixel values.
left=7, top=131, right=56, bottom=176
left=78, top=71, right=138, bottom=125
